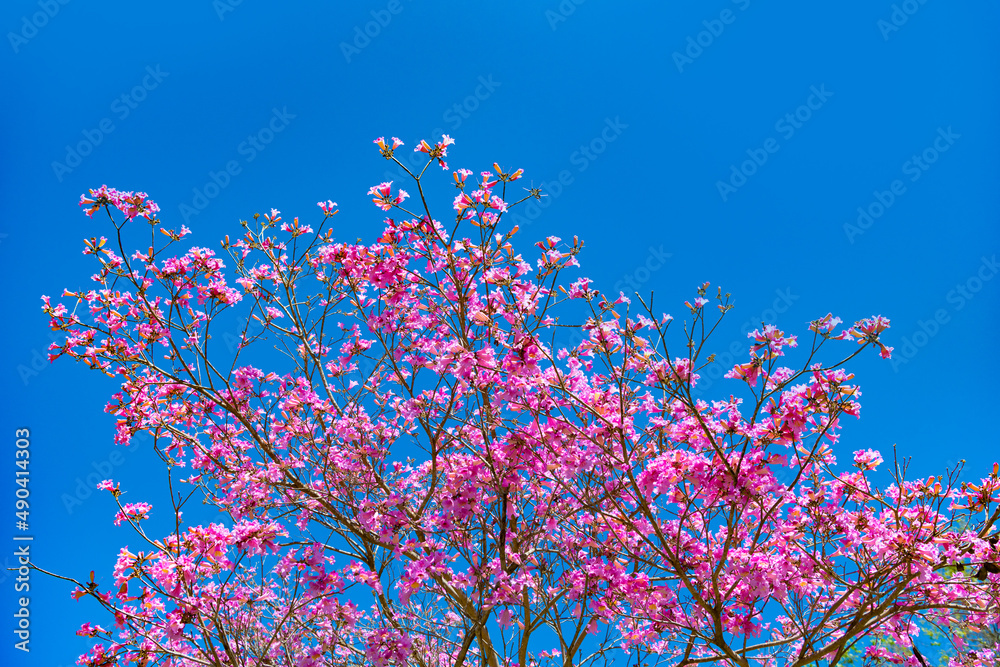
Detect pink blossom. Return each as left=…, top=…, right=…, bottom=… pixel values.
left=853, top=448, right=885, bottom=470
left=368, top=181, right=409, bottom=211
left=46, top=143, right=1000, bottom=667
left=113, top=502, right=152, bottom=526
left=414, top=134, right=454, bottom=170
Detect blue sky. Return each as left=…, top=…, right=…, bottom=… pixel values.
left=2, top=1, right=999, bottom=665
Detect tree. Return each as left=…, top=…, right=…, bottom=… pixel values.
left=839, top=562, right=1000, bottom=665
left=39, top=135, right=1000, bottom=667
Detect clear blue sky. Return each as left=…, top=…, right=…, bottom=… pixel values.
left=2, top=1, right=998, bottom=665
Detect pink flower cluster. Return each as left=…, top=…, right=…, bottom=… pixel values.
left=44, top=135, right=999, bottom=667
left=112, top=502, right=152, bottom=526
left=80, top=185, right=160, bottom=221
left=414, top=134, right=454, bottom=169
left=368, top=181, right=409, bottom=211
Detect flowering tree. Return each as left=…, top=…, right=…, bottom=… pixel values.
left=40, top=135, right=1000, bottom=667
left=841, top=615, right=1000, bottom=667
